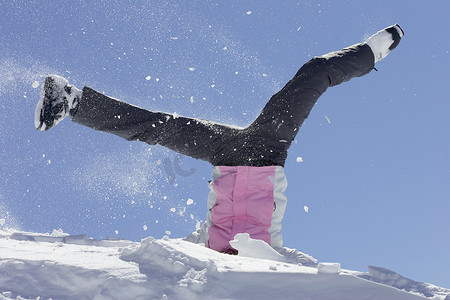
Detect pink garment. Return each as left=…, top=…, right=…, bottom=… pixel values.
left=207, top=166, right=276, bottom=252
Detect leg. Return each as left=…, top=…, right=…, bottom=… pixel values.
left=72, top=87, right=239, bottom=164
left=248, top=24, right=404, bottom=151
left=246, top=43, right=375, bottom=164
left=35, top=75, right=244, bottom=165
left=235, top=24, right=404, bottom=167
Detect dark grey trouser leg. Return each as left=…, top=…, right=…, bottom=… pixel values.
left=72, top=43, right=375, bottom=167
left=243, top=43, right=375, bottom=165
left=72, top=87, right=239, bottom=163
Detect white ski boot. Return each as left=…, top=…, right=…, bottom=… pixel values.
left=366, top=24, right=404, bottom=63
left=35, top=75, right=82, bottom=131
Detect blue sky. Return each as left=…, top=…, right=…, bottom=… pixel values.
left=1, top=0, right=449, bottom=289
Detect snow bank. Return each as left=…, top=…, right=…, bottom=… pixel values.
left=0, top=228, right=448, bottom=300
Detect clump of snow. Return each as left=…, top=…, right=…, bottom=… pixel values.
left=31, top=81, right=39, bottom=88
left=304, top=205, right=309, bottom=213
left=51, top=228, right=67, bottom=237
left=318, top=262, right=341, bottom=274
left=296, top=156, right=303, bottom=163
left=229, top=233, right=286, bottom=262
left=186, top=198, right=194, bottom=205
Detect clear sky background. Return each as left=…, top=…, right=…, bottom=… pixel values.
left=1, top=0, right=449, bottom=289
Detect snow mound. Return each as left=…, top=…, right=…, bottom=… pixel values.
left=0, top=228, right=449, bottom=300
left=360, top=266, right=450, bottom=299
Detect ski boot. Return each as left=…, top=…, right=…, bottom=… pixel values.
left=366, top=24, right=404, bottom=62
left=35, top=75, right=82, bottom=131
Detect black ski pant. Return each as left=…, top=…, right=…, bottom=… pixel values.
left=72, top=43, right=375, bottom=167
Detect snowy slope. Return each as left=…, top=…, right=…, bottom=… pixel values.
left=0, top=229, right=448, bottom=300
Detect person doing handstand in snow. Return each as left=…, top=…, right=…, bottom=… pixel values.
left=35, top=25, right=404, bottom=254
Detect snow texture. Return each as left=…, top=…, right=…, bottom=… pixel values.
left=1, top=228, right=449, bottom=300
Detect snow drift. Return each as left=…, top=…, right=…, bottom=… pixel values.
left=0, top=228, right=448, bottom=300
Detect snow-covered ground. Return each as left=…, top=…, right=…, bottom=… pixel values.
left=0, top=229, right=448, bottom=300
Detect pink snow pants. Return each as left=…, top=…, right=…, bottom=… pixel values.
left=207, top=166, right=287, bottom=252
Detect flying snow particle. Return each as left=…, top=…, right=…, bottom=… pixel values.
left=143, top=225, right=148, bottom=231
left=296, top=157, right=303, bottom=163
left=196, top=221, right=201, bottom=230
left=189, top=67, right=195, bottom=71
left=32, top=81, right=39, bottom=88
left=186, top=198, right=194, bottom=205
left=145, top=76, right=151, bottom=80
left=170, top=208, right=176, bottom=212
left=324, top=115, right=331, bottom=124
left=190, top=96, right=194, bottom=104
left=0, top=219, right=5, bottom=226
left=165, top=230, right=171, bottom=235
left=246, top=11, right=252, bottom=15
left=115, top=230, right=119, bottom=234
left=304, top=206, right=309, bottom=213
left=297, top=26, right=302, bottom=31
